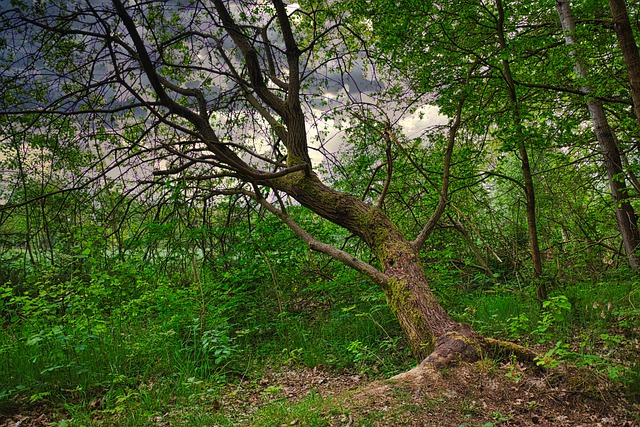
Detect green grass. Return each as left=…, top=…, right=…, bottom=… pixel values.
left=1, top=263, right=639, bottom=424
left=48, top=374, right=231, bottom=427
left=246, top=391, right=336, bottom=427
left=266, top=306, right=413, bottom=374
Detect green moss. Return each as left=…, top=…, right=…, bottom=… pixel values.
left=385, top=277, right=435, bottom=357
left=483, top=337, right=540, bottom=366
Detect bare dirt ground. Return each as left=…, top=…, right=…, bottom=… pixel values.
left=1, top=406, right=52, bottom=427
left=1, top=361, right=639, bottom=426
left=212, top=360, right=639, bottom=426
left=350, top=362, right=638, bottom=427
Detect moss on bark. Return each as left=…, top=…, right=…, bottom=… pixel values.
left=271, top=170, right=503, bottom=365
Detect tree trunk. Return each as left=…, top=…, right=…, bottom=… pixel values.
left=379, top=236, right=462, bottom=359
left=519, top=143, right=545, bottom=288
left=272, top=171, right=481, bottom=362
left=608, top=0, right=640, bottom=128
left=556, top=0, right=640, bottom=269
left=496, top=0, right=547, bottom=300
left=587, top=103, right=640, bottom=269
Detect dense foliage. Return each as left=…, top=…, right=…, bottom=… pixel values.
left=0, top=195, right=638, bottom=424
left=0, top=0, right=639, bottom=424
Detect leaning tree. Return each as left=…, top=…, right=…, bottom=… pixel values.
left=0, top=0, right=533, bottom=365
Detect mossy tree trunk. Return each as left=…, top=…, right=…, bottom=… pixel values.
left=269, top=172, right=479, bottom=362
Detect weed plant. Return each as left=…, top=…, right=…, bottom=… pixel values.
left=1, top=244, right=638, bottom=424
left=437, top=270, right=640, bottom=391
left=0, top=249, right=413, bottom=422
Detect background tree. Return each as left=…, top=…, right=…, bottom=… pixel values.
left=556, top=0, right=640, bottom=269
left=608, top=0, right=640, bottom=127
left=355, top=0, right=639, bottom=274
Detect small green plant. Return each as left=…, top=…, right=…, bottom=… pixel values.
left=490, top=410, right=512, bottom=422
left=281, top=347, right=304, bottom=365
left=261, top=385, right=284, bottom=400
left=534, top=340, right=570, bottom=368
left=536, top=295, right=572, bottom=343
left=506, top=313, right=531, bottom=338
left=504, top=354, right=523, bottom=382
left=346, top=340, right=383, bottom=374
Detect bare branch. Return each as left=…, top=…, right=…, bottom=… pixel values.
left=253, top=191, right=390, bottom=287
left=376, top=133, right=393, bottom=209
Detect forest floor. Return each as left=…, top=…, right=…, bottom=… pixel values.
left=2, top=360, right=639, bottom=426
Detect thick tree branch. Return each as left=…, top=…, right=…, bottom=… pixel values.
left=211, top=0, right=287, bottom=117
left=514, top=81, right=633, bottom=105
left=260, top=26, right=289, bottom=90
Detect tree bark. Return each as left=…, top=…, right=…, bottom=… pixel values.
left=556, top=0, right=640, bottom=270
left=608, top=0, right=640, bottom=128
left=586, top=103, right=640, bottom=269
left=381, top=236, right=465, bottom=360
left=266, top=171, right=480, bottom=361
left=496, top=0, right=547, bottom=300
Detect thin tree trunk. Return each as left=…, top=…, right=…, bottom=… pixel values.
left=448, top=214, right=495, bottom=279
left=496, top=0, right=547, bottom=300
left=587, top=103, right=640, bottom=268
left=14, top=143, right=36, bottom=266
left=556, top=0, right=640, bottom=269
left=620, top=150, right=640, bottom=193
left=519, top=143, right=545, bottom=286
left=40, top=199, right=55, bottom=265
left=608, top=0, right=640, bottom=127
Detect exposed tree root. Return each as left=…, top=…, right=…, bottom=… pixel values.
left=421, top=324, right=482, bottom=367
left=350, top=354, right=630, bottom=427
left=421, top=324, right=542, bottom=369
left=482, top=337, right=541, bottom=366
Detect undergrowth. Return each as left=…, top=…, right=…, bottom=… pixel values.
left=440, top=272, right=640, bottom=395
left=0, top=251, right=638, bottom=425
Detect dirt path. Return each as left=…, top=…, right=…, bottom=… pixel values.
left=214, top=360, right=638, bottom=426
